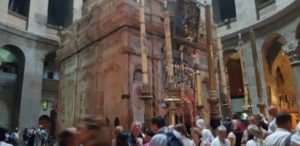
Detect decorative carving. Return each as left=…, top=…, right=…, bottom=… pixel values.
left=284, top=41, right=300, bottom=65
left=278, top=94, right=297, bottom=109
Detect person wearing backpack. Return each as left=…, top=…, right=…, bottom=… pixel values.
left=149, top=116, right=184, bottom=146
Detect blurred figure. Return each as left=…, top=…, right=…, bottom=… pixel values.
left=149, top=116, right=183, bottom=146
left=191, top=128, right=202, bottom=146
left=222, top=117, right=233, bottom=135
left=174, top=124, right=194, bottom=146
left=241, top=115, right=267, bottom=144
left=150, top=116, right=167, bottom=134
left=227, top=124, right=236, bottom=146
left=268, top=106, right=278, bottom=134
left=196, top=119, right=214, bottom=146
left=112, top=126, right=124, bottom=146
left=0, top=127, right=13, bottom=146
left=143, top=129, right=154, bottom=146
left=76, top=116, right=103, bottom=146
left=128, top=121, right=143, bottom=146
left=232, top=113, right=245, bottom=132
left=23, top=128, right=28, bottom=145
left=257, top=114, right=268, bottom=131
left=116, top=132, right=129, bottom=146
left=264, top=112, right=292, bottom=146
left=291, top=122, right=300, bottom=146
left=232, top=119, right=243, bottom=146
left=56, top=127, right=77, bottom=146
left=8, top=128, right=18, bottom=146
left=245, top=124, right=264, bottom=146
left=27, top=127, right=35, bottom=146
left=211, top=125, right=231, bottom=146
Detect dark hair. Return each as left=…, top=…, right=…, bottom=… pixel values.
left=0, top=127, right=7, bottom=141
left=57, top=129, right=74, bottom=146
left=116, top=132, right=129, bottom=146
left=276, top=112, right=292, bottom=126
left=81, top=116, right=103, bottom=131
left=175, top=124, right=187, bottom=137
left=151, top=116, right=166, bottom=129
left=248, top=133, right=254, bottom=141
left=145, top=129, right=155, bottom=137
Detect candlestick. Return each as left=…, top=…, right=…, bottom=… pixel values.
left=164, top=0, right=174, bottom=83
left=139, top=0, right=148, bottom=85
left=195, top=70, right=203, bottom=106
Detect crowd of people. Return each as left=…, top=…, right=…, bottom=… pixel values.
left=0, top=125, right=51, bottom=146
left=52, top=107, right=300, bottom=146
left=1, top=106, right=300, bottom=146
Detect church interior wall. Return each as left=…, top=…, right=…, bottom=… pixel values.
left=220, top=3, right=300, bottom=115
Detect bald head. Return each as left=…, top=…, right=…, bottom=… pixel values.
left=269, top=106, right=278, bottom=117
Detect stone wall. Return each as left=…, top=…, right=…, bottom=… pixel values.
left=0, top=22, right=58, bottom=131
left=220, top=1, right=300, bottom=115
left=57, top=0, right=215, bottom=143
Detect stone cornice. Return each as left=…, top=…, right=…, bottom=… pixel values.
left=219, top=1, right=299, bottom=40
left=0, top=22, right=59, bottom=47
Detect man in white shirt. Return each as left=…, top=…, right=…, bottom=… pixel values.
left=268, top=106, right=278, bottom=134
left=264, top=112, right=292, bottom=146
left=0, top=127, right=13, bottom=146
left=211, top=125, right=231, bottom=146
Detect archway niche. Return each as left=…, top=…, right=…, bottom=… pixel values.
left=224, top=49, right=245, bottom=114
left=39, top=115, right=51, bottom=131
left=0, top=45, right=25, bottom=129
left=261, top=33, right=298, bottom=126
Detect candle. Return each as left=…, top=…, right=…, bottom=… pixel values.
left=139, top=0, right=148, bottom=85
left=164, top=0, right=174, bottom=82
left=195, top=70, right=203, bottom=106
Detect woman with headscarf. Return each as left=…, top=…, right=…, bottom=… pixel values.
left=196, top=119, right=214, bottom=146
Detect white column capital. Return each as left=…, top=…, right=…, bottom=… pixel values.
left=284, top=40, right=300, bottom=65
left=137, top=0, right=145, bottom=7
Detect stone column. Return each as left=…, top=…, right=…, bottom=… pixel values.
left=18, top=54, right=44, bottom=131
left=249, top=28, right=266, bottom=115
left=284, top=40, right=300, bottom=114
left=73, top=0, right=83, bottom=21
left=234, top=0, right=257, bottom=26
left=0, top=0, right=9, bottom=23
left=27, top=0, right=49, bottom=35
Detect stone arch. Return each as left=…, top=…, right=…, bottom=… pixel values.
left=261, top=33, right=296, bottom=108
left=39, top=115, right=51, bottom=131
left=0, top=44, right=25, bottom=129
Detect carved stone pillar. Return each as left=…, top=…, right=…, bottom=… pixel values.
left=284, top=40, right=300, bottom=114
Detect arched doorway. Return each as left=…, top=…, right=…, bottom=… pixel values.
left=39, top=115, right=51, bottom=131
left=0, top=45, right=25, bottom=129
left=224, top=49, right=245, bottom=114
left=261, top=33, right=298, bottom=127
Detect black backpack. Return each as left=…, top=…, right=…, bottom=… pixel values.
left=158, top=129, right=183, bottom=146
